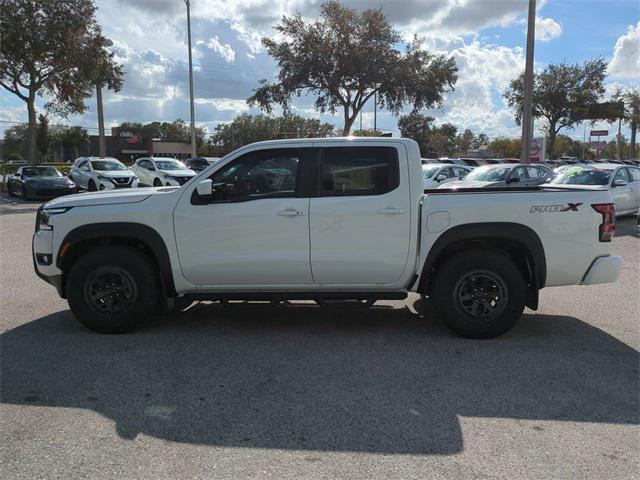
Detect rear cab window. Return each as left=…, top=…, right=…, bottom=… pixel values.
left=319, top=147, right=399, bottom=196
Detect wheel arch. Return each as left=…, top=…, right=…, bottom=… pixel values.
left=418, top=222, right=546, bottom=309
left=56, top=222, right=176, bottom=299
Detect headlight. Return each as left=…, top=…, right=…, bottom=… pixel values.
left=36, top=207, right=71, bottom=231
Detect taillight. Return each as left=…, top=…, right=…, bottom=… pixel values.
left=591, top=203, right=615, bottom=242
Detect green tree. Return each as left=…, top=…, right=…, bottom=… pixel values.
left=487, top=138, right=521, bottom=158
left=248, top=0, right=457, bottom=135
left=211, top=113, right=335, bottom=153
left=35, top=114, right=50, bottom=161
left=455, top=128, right=475, bottom=153
left=62, top=126, right=89, bottom=159
left=504, top=59, right=607, bottom=158
left=398, top=112, right=457, bottom=157
left=0, top=0, right=123, bottom=164
left=1, top=123, right=29, bottom=159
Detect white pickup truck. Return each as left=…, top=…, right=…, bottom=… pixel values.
left=33, top=138, right=621, bottom=338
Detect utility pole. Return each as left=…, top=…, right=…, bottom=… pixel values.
left=373, top=87, right=377, bottom=133
left=185, top=0, right=197, bottom=158
left=96, top=85, right=106, bottom=157
left=520, top=0, right=536, bottom=164
left=97, top=38, right=113, bottom=158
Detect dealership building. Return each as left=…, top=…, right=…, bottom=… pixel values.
left=84, top=127, right=191, bottom=163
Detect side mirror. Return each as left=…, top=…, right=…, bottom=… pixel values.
left=436, top=174, right=446, bottom=182
left=507, top=176, right=520, bottom=184
left=196, top=179, right=213, bottom=198
left=612, top=179, right=628, bottom=188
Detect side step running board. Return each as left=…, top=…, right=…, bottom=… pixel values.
left=183, top=291, right=408, bottom=302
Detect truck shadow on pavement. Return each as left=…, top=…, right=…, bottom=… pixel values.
left=1, top=301, right=638, bottom=454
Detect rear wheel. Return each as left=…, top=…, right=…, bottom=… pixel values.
left=431, top=249, right=526, bottom=339
left=67, top=246, right=159, bottom=333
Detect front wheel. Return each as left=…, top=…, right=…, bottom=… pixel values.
left=88, top=180, right=97, bottom=191
left=431, top=249, right=526, bottom=339
left=153, top=178, right=162, bottom=187
left=67, top=246, right=159, bottom=333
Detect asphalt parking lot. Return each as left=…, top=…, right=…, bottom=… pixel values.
left=1, top=195, right=638, bottom=480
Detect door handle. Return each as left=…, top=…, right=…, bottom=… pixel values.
left=377, top=207, right=405, bottom=215
left=277, top=208, right=304, bottom=216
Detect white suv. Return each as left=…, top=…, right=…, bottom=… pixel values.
left=131, top=157, right=196, bottom=187
left=69, top=157, right=139, bottom=191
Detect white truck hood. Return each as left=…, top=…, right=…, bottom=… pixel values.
left=42, top=187, right=178, bottom=209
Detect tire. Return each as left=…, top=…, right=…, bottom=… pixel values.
left=22, top=185, right=31, bottom=201
left=430, top=249, right=526, bottom=339
left=66, top=246, right=159, bottom=333
left=88, top=180, right=97, bottom=191
left=7, top=182, right=15, bottom=196
left=153, top=178, right=162, bottom=187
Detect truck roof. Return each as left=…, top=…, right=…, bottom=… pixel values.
left=240, top=136, right=414, bottom=148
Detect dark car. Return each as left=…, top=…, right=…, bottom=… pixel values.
left=185, top=157, right=212, bottom=172
left=7, top=166, right=77, bottom=200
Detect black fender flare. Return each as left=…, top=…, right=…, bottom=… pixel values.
left=418, top=222, right=546, bottom=294
left=57, top=222, right=176, bottom=297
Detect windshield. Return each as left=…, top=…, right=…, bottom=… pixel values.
left=91, top=160, right=126, bottom=171
left=422, top=165, right=441, bottom=179
left=155, top=160, right=186, bottom=170
left=22, top=167, right=62, bottom=177
left=465, top=165, right=511, bottom=182
left=550, top=167, right=612, bottom=185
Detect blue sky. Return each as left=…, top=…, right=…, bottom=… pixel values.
left=1, top=0, right=639, bottom=142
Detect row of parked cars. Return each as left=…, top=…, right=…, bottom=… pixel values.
left=6, top=156, right=219, bottom=200
left=6, top=154, right=639, bottom=216
left=424, top=158, right=640, bottom=216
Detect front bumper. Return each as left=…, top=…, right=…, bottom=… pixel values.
left=98, top=177, right=139, bottom=190
left=32, top=231, right=65, bottom=297
left=581, top=256, right=622, bottom=285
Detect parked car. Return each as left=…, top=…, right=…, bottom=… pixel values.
left=546, top=163, right=640, bottom=216
left=131, top=157, right=196, bottom=187
left=185, top=157, right=211, bottom=172
left=7, top=166, right=76, bottom=200
left=422, top=163, right=471, bottom=189
left=459, top=158, right=487, bottom=168
left=436, top=157, right=468, bottom=166
left=33, top=138, right=620, bottom=339
left=69, top=157, right=139, bottom=191
left=441, top=163, right=554, bottom=189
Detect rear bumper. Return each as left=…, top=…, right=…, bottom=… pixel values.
left=581, top=256, right=622, bottom=285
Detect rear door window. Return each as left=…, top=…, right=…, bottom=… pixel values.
left=319, top=147, right=399, bottom=196
left=626, top=167, right=640, bottom=181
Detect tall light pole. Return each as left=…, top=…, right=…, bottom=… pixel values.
left=185, top=0, right=197, bottom=158
left=97, top=38, right=113, bottom=158
left=520, top=0, right=536, bottom=164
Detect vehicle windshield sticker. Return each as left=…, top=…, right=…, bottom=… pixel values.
left=530, top=203, right=583, bottom=213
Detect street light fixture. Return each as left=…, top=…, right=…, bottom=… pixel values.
left=184, top=0, right=197, bottom=158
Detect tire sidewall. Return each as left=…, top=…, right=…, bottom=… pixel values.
left=431, top=250, right=526, bottom=339
left=67, top=246, right=159, bottom=333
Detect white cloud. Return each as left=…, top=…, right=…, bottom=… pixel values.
left=203, top=36, right=236, bottom=63
left=533, top=16, right=562, bottom=42
left=608, top=22, right=640, bottom=80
